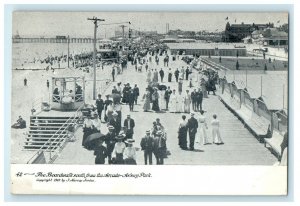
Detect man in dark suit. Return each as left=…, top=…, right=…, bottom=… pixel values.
left=95, top=94, right=104, bottom=121
left=164, top=86, right=172, bottom=110
left=153, top=130, right=167, bottom=165
left=187, top=113, right=198, bottom=150
left=185, top=67, right=190, bottom=80
left=191, top=89, right=197, bottom=111
left=104, top=95, right=112, bottom=122
left=112, top=67, right=115, bottom=82
left=133, top=84, right=140, bottom=105
left=123, top=114, right=135, bottom=140
left=159, top=68, right=164, bottom=82
left=105, top=125, right=116, bottom=164
left=195, top=88, right=203, bottom=112
left=174, top=68, right=180, bottom=82
left=109, top=112, right=121, bottom=135
left=128, top=89, right=135, bottom=111
left=140, top=130, right=155, bottom=165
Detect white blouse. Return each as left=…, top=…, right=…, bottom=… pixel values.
left=112, top=142, right=126, bottom=157
left=123, top=146, right=136, bottom=160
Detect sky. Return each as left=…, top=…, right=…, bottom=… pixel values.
left=12, top=12, right=288, bottom=38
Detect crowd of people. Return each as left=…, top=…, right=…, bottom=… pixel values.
left=81, top=104, right=168, bottom=165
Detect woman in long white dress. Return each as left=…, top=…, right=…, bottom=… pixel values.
left=158, top=89, right=166, bottom=110
left=180, top=67, right=185, bottom=80
left=183, top=90, right=191, bottom=113
left=169, top=90, right=177, bottom=113
left=146, top=70, right=152, bottom=83
left=211, top=114, right=224, bottom=144
left=198, top=110, right=209, bottom=145
left=176, top=93, right=184, bottom=113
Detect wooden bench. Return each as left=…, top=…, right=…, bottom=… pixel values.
left=219, top=91, right=241, bottom=111
left=236, top=104, right=253, bottom=123
left=264, top=130, right=284, bottom=160
left=246, top=113, right=270, bottom=139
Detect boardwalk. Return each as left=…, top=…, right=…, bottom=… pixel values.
left=54, top=55, right=277, bottom=165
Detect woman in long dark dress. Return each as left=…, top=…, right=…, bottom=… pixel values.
left=168, top=68, right=172, bottom=82
left=82, top=116, right=94, bottom=148
left=178, top=115, right=188, bottom=149
left=151, top=88, right=160, bottom=112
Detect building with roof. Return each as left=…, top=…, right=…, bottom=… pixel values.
left=224, top=22, right=273, bottom=42
left=167, top=42, right=247, bottom=56
left=261, top=28, right=288, bottom=46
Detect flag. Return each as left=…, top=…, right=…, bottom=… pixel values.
left=277, top=20, right=280, bottom=23
left=235, top=19, right=236, bottom=23
left=215, top=29, right=218, bottom=31
left=225, top=17, right=228, bottom=20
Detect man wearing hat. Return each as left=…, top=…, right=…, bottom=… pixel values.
left=140, top=130, right=155, bottom=165
left=195, top=88, right=203, bottom=112
left=95, top=94, right=104, bottom=121
left=187, top=112, right=198, bottom=151
left=153, top=130, right=167, bottom=165
left=123, top=139, right=137, bottom=165
left=128, top=89, right=135, bottom=111
left=104, top=95, right=112, bottom=122
left=109, top=112, right=121, bottom=135
left=105, top=125, right=117, bottom=164
left=112, top=133, right=126, bottom=164
left=123, top=114, right=135, bottom=140
left=93, top=136, right=107, bottom=164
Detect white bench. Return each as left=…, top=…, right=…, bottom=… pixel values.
left=236, top=104, right=253, bottom=122
left=264, top=130, right=284, bottom=160
left=247, top=113, right=270, bottom=137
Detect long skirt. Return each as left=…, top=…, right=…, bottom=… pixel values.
left=124, top=158, right=137, bottom=165
left=178, top=128, right=188, bottom=148
left=168, top=74, right=172, bottom=82
left=113, top=153, right=124, bottom=164
left=143, top=99, right=151, bottom=111
left=152, top=99, right=160, bottom=111
left=169, top=99, right=177, bottom=113
left=184, top=100, right=191, bottom=113
left=82, top=127, right=93, bottom=147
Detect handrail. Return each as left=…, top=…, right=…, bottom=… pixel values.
left=27, top=104, right=84, bottom=164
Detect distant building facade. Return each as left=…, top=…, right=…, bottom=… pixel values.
left=224, top=22, right=273, bottom=42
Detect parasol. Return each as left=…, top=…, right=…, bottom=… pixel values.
left=83, top=132, right=105, bottom=146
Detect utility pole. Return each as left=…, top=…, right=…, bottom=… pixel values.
left=120, top=25, right=127, bottom=39
left=67, top=35, right=70, bottom=68
left=87, top=17, right=105, bottom=100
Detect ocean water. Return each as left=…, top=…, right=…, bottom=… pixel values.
left=12, top=42, right=94, bottom=69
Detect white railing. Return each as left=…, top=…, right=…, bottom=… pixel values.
left=27, top=104, right=84, bottom=164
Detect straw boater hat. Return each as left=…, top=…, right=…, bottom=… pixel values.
left=156, top=130, right=162, bottom=135
left=125, top=139, right=135, bottom=144
left=108, top=125, right=114, bottom=130
left=146, top=130, right=151, bottom=134
left=119, top=130, right=126, bottom=137
left=116, top=134, right=125, bottom=140
left=112, top=112, right=118, bottom=116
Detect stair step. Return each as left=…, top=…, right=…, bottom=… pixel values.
left=23, top=146, right=59, bottom=150
left=31, top=116, right=77, bottom=120
left=29, top=122, right=76, bottom=126
left=24, top=140, right=63, bottom=145
left=29, top=125, right=69, bottom=129
left=27, top=133, right=67, bottom=137
left=25, top=135, right=67, bottom=140
left=28, top=129, right=64, bottom=132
